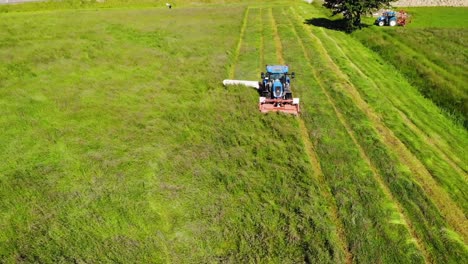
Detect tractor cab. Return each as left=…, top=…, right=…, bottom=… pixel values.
left=260, top=65, right=294, bottom=99
left=257, top=65, right=299, bottom=115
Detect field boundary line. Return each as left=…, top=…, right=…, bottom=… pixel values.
left=270, top=8, right=352, bottom=264
left=310, top=24, right=468, bottom=242
left=288, top=7, right=431, bottom=263
left=229, top=7, right=249, bottom=79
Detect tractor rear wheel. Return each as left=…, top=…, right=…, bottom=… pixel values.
left=389, top=20, right=397, bottom=27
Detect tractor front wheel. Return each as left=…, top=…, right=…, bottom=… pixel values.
left=378, top=21, right=385, bottom=26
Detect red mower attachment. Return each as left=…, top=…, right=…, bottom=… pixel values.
left=259, top=97, right=300, bottom=115
left=397, top=10, right=410, bottom=26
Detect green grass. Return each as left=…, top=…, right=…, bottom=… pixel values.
left=285, top=5, right=467, bottom=262
left=403, top=7, right=468, bottom=28
left=354, top=8, right=468, bottom=127
left=0, top=3, right=343, bottom=262
left=0, top=5, right=241, bottom=262
left=1, top=1, right=467, bottom=262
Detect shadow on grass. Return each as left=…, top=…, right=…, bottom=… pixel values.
left=304, top=17, right=371, bottom=32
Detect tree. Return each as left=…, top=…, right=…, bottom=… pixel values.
left=323, top=0, right=395, bottom=31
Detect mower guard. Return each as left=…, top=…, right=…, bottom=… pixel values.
left=259, top=97, right=300, bottom=115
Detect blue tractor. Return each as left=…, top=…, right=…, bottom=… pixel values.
left=375, top=11, right=398, bottom=27
left=258, top=65, right=299, bottom=115
left=222, top=65, right=300, bottom=115
left=259, top=65, right=295, bottom=100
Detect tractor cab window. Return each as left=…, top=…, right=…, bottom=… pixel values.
left=269, top=73, right=285, bottom=80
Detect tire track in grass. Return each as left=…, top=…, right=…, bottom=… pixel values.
left=320, top=28, right=468, bottom=174
left=379, top=30, right=465, bottom=89
left=396, top=109, right=467, bottom=177
left=398, top=110, right=467, bottom=175
left=268, top=8, right=283, bottom=65
left=269, top=8, right=352, bottom=264
left=236, top=7, right=262, bottom=80
left=307, top=24, right=468, bottom=217
left=282, top=8, right=429, bottom=263
left=319, top=28, right=467, bottom=178
left=291, top=9, right=468, bottom=261
left=306, top=26, right=468, bottom=242
left=227, top=7, right=345, bottom=262
left=262, top=7, right=277, bottom=64
left=306, top=28, right=435, bottom=263
left=294, top=5, right=467, bottom=171
left=297, top=118, right=352, bottom=264
left=228, top=7, right=249, bottom=79
left=279, top=9, right=426, bottom=262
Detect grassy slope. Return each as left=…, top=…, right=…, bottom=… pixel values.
left=0, top=1, right=467, bottom=263
left=353, top=7, right=468, bottom=127
left=293, top=3, right=467, bottom=262
left=322, top=5, right=468, bottom=216
left=270, top=6, right=427, bottom=263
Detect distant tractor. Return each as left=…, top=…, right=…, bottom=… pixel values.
left=375, top=11, right=398, bottom=26
left=375, top=10, right=410, bottom=27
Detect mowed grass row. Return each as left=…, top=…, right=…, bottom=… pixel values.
left=270, top=7, right=426, bottom=264
left=354, top=7, right=468, bottom=127
left=234, top=8, right=261, bottom=80
left=298, top=0, right=468, bottom=217
left=317, top=27, right=468, bottom=214
left=290, top=4, right=467, bottom=262
left=260, top=6, right=353, bottom=262
left=293, top=6, right=468, bottom=213
left=222, top=7, right=347, bottom=262
left=352, top=27, right=468, bottom=127
left=262, top=8, right=279, bottom=64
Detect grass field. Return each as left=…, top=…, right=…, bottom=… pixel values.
left=353, top=7, right=468, bottom=127
left=0, top=0, right=467, bottom=263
